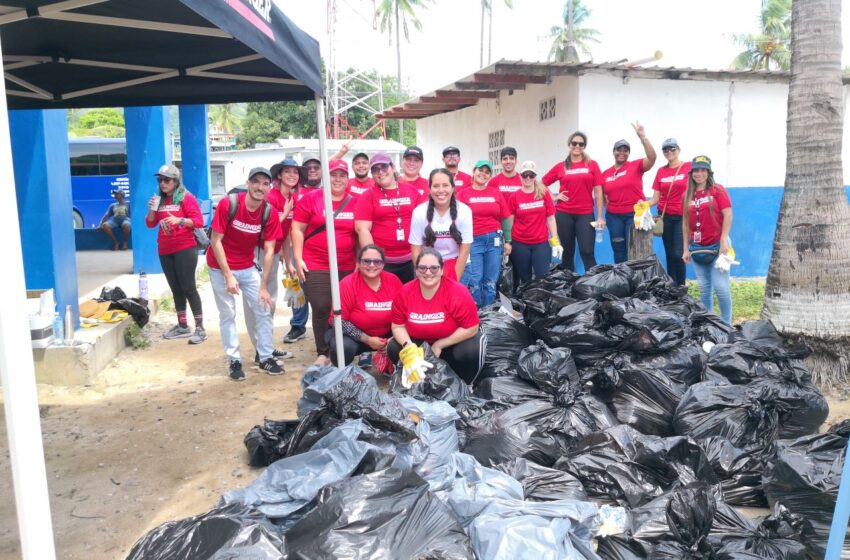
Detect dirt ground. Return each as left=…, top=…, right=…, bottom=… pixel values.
left=1, top=279, right=849, bottom=559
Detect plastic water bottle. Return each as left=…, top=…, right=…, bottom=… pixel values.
left=139, top=272, right=148, bottom=302
left=52, top=312, right=64, bottom=346
left=63, top=304, right=75, bottom=346
left=595, top=225, right=604, bottom=244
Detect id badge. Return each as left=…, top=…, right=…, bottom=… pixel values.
left=396, top=228, right=405, bottom=241
left=693, top=231, right=702, bottom=243
left=494, top=237, right=501, bottom=247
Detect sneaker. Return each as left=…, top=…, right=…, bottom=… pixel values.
left=163, top=325, right=192, bottom=339
left=257, top=357, right=284, bottom=376
left=188, top=326, right=207, bottom=344
left=253, top=349, right=294, bottom=365
left=358, top=352, right=374, bottom=368
left=229, top=360, right=245, bottom=382
left=283, top=326, right=307, bottom=343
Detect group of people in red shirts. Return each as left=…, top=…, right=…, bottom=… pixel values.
left=149, top=125, right=733, bottom=382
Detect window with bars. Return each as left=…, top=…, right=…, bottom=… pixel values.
left=488, top=129, right=505, bottom=172
left=539, top=97, right=556, bottom=121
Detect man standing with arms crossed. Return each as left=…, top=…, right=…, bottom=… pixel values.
left=208, top=167, right=284, bottom=381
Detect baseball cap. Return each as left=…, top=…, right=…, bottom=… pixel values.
left=369, top=151, right=393, bottom=170
left=474, top=159, right=493, bottom=171
left=111, top=189, right=125, bottom=196
left=352, top=152, right=370, bottom=162
left=613, top=139, right=631, bottom=151
left=270, top=158, right=300, bottom=179
left=302, top=153, right=321, bottom=166
left=519, top=161, right=537, bottom=175
left=442, top=146, right=461, bottom=157
left=690, top=155, right=712, bottom=171
left=154, top=163, right=180, bottom=179
left=662, top=138, right=679, bottom=150
left=403, top=146, right=424, bottom=160
left=328, top=159, right=349, bottom=174
left=248, top=166, right=272, bottom=181
left=500, top=146, right=517, bottom=159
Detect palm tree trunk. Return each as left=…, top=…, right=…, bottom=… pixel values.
left=762, top=0, right=850, bottom=385
left=395, top=3, right=404, bottom=142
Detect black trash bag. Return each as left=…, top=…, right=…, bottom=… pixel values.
left=673, top=382, right=780, bottom=451
left=516, top=341, right=580, bottom=404
left=126, top=503, right=286, bottom=560
left=593, top=299, right=691, bottom=354
left=98, top=285, right=128, bottom=302
left=689, top=310, right=735, bottom=345
left=762, top=420, right=850, bottom=559
left=749, top=376, right=829, bottom=439
left=454, top=396, right=511, bottom=449
left=531, top=300, right=617, bottom=366
left=632, top=275, right=689, bottom=304
left=110, top=297, right=150, bottom=327
left=498, top=261, right=515, bottom=295
left=473, top=376, right=550, bottom=405
left=493, top=457, right=588, bottom=501
left=518, top=287, right=577, bottom=327
left=282, top=467, right=476, bottom=559
left=703, top=339, right=810, bottom=387
left=622, top=255, right=668, bottom=285
left=572, top=263, right=634, bottom=300
left=244, top=418, right=300, bottom=467
left=388, top=344, right=470, bottom=406
left=651, top=483, right=717, bottom=559
left=697, top=436, right=766, bottom=507
left=479, top=308, right=534, bottom=379
left=555, top=425, right=718, bottom=508
left=515, top=266, right=580, bottom=298
left=629, top=341, right=706, bottom=386
left=707, top=501, right=809, bottom=559
left=588, top=354, right=686, bottom=437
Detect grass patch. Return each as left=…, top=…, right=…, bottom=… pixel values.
left=687, top=279, right=765, bottom=324
left=197, top=264, right=210, bottom=283
left=124, top=322, right=151, bottom=349
left=158, top=294, right=174, bottom=312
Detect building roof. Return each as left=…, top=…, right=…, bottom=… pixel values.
left=377, top=59, right=850, bottom=120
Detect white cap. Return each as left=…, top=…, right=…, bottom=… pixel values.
left=519, top=161, right=537, bottom=175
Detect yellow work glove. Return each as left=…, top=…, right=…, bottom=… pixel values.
left=281, top=276, right=306, bottom=309
left=398, top=343, right=434, bottom=388
left=549, top=237, right=563, bottom=262
left=633, top=200, right=654, bottom=230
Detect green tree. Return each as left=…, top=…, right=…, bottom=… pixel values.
left=209, top=103, right=245, bottom=134
left=374, top=0, right=432, bottom=142
left=732, top=0, right=791, bottom=71
left=480, top=0, right=513, bottom=67
left=68, top=108, right=125, bottom=138
left=548, top=0, right=600, bottom=63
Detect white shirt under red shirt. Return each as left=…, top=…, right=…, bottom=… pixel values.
left=207, top=192, right=283, bottom=271
left=391, top=276, right=479, bottom=343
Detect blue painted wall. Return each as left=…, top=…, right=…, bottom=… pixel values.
left=178, top=105, right=211, bottom=223
left=570, top=186, right=850, bottom=278
left=125, top=106, right=172, bottom=274
left=10, top=109, right=80, bottom=323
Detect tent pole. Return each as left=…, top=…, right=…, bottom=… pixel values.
left=0, top=51, right=58, bottom=559
left=315, top=93, right=345, bottom=367
left=825, top=443, right=850, bottom=559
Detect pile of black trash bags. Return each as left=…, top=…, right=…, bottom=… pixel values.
left=127, top=257, right=849, bottom=560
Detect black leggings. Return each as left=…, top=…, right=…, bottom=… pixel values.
left=159, top=247, right=202, bottom=324
left=387, top=331, right=488, bottom=385
left=555, top=211, right=596, bottom=272
left=384, top=260, right=414, bottom=284
left=325, top=330, right=374, bottom=366
left=662, top=215, right=686, bottom=286
left=510, top=240, right=550, bottom=285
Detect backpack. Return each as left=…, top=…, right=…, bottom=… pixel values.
left=206, top=193, right=272, bottom=253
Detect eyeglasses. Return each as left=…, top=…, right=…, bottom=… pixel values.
left=156, top=176, right=174, bottom=183
left=521, top=173, right=536, bottom=179
left=416, top=265, right=442, bottom=274
left=371, top=163, right=390, bottom=173
left=662, top=147, right=678, bottom=153
left=570, top=141, right=586, bottom=148
left=360, top=258, right=384, bottom=267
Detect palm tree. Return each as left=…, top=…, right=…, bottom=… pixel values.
left=479, top=0, right=513, bottom=68
left=732, top=0, right=791, bottom=70
left=548, top=0, right=600, bottom=63
left=762, top=0, right=850, bottom=387
left=375, top=0, right=432, bottom=142
left=208, top=104, right=243, bottom=135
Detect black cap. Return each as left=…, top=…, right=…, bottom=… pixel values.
left=500, top=146, right=517, bottom=159
left=403, top=146, right=424, bottom=160
left=442, top=146, right=460, bottom=157
left=352, top=152, right=369, bottom=162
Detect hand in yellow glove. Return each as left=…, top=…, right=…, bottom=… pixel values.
left=282, top=276, right=306, bottom=309
left=633, top=200, right=655, bottom=231
left=549, top=237, right=564, bottom=261
left=398, top=343, right=434, bottom=388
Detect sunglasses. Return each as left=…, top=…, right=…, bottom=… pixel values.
left=570, top=141, right=586, bottom=148
left=371, top=163, right=390, bottom=173
left=360, top=258, right=384, bottom=267
left=156, top=176, right=174, bottom=183
left=521, top=173, right=536, bottom=179
left=662, top=147, right=679, bottom=153
left=416, top=265, right=442, bottom=274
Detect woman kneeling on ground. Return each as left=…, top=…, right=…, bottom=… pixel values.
left=389, top=248, right=487, bottom=385
left=328, top=244, right=402, bottom=367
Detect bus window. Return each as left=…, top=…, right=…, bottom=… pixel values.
left=70, top=154, right=100, bottom=176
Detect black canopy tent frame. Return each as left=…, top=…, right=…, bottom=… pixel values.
left=0, top=2, right=345, bottom=557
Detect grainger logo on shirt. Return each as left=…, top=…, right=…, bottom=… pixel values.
left=160, top=204, right=181, bottom=212
left=565, top=168, right=590, bottom=175
left=379, top=197, right=412, bottom=207
left=469, top=197, right=497, bottom=203
left=518, top=200, right=544, bottom=210
left=365, top=301, right=393, bottom=311
left=231, top=220, right=262, bottom=234
left=661, top=174, right=686, bottom=183
left=606, top=170, right=627, bottom=182
left=410, top=312, right=445, bottom=324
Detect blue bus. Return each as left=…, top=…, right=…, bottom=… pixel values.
left=70, top=138, right=129, bottom=229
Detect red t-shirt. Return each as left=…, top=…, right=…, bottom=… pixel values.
left=508, top=189, right=556, bottom=245
left=601, top=159, right=647, bottom=214
left=293, top=188, right=357, bottom=271
left=488, top=172, right=523, bottom=197
left=207, top=193, right=283, bottom=271
left=337, top=270, right=403, bottom=337
left=541, top=160, right=602, bottom=214
left=391, top=277, right=480, bottom=343
left=145, top=191, right=204, bottom=256
left=354, top=183, right=423, bottom=262
left=653, top=162, right=691, bottom=216
left=265, top=188, right=293, bottom=252
left=399, top=176, right=429, bottom=197
left=348, top=177, right=374, bottom=196
left=452, top=170, right=473, bottom=191
left=457, top=185, right=511, bottom=236
left=688, top=184, right=731, bottom=245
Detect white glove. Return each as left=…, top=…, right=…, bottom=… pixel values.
left=399, top=344, right=434, bottom=388
left=714, top=252, right=740, bottom=273
left=551, top=244, right=564, bottom=261
left=633, top=200, right=654, bottom=231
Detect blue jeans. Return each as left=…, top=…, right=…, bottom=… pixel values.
left=461, top=231, right=503, bottom=306
left=661, top=215, right=685, bottom=285
left=692, top=259, right=732, bottom=324
left=606, top=211, right=633, bottom=264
